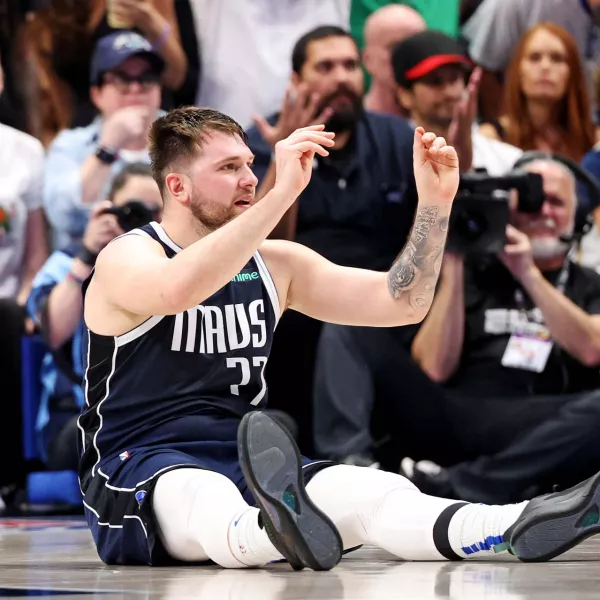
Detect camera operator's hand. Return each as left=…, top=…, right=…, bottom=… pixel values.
left=99, top=106, right=154, bottom=150
left=253, top=84, right=334, bottom=149
left=498, top=225, right=537, bottom=282
left=82, top=202, right=124, bottom=255
left=273, top=125, right=336, bottom=201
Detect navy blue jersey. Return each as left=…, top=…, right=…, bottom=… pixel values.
left=78, top=222, right=279, bottom=485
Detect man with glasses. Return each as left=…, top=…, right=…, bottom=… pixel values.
left=43, top=31, right=164, bottom=248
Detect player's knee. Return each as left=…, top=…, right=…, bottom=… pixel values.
left=153, top=469, right=251, bottom=568
left=311, top=465, right=418, bottom=500
left=153, top=471, right=211, bottom=562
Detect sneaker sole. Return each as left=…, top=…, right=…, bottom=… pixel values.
left=510, top=471, right=600, bottom=562
left=238, top=411, right=343, bottom=571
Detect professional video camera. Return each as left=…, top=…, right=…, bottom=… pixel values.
left=447, top=171, right=545, bottom=255
left=102, top=200, right=160, bottom=232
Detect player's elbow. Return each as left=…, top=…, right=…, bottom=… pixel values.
left=380, top=305, right=428, bottom=328
left=395, top=303, right=429, bottom=327
left=411, top=305, right=431, bottom=325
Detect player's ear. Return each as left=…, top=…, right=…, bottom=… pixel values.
left=165, top=172, right=191, bottom=206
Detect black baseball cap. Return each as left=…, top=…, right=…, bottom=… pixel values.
left=392, top=30, right=471, bottom=88
left=90, top=31, right=165, bottom=86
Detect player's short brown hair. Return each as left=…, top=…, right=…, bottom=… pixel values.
left=148, top=106, right=249, bottom=196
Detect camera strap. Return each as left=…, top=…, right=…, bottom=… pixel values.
left=503, top=257, right=571, bottom=373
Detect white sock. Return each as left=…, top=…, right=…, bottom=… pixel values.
left=228, top=507, right=283, bottom=567
left=448, top=501, right=529, bottom=558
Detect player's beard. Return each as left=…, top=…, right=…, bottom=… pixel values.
left=190, top=191, right=238, bottom=234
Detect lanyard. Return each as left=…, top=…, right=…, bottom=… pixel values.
left=514, top=258, right=570, bottom=314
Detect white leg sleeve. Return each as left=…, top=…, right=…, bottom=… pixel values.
left=153, top=468, right=279, bottom=568
left=306, top=465, right=465, bottom=560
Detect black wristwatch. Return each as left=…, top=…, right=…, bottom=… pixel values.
left=95, top=145, right=119, bottom=165
left=77, top=245, right=98, bottom=267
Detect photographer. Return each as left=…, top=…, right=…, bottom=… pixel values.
left=400, top=157, right=600, bottom=502
left=315, top=158, right=600, bottom=503
left=26, top=163, right=161, bottom=471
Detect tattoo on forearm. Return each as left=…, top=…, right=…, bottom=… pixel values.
left=388, top=206, right=449, bottom=310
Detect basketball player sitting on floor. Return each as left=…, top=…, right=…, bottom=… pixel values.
left=79, top=106, right=600, bottom=569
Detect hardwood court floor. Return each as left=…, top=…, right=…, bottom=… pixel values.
left=1, top=517, right=600, bottom=598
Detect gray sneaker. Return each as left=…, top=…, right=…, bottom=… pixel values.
left=238, top=411, right=343, bottom=571
left=504, top=470, right=600, bottom=562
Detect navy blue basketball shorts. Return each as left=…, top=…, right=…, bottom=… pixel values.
left=82, top=418, right=333, bottom=566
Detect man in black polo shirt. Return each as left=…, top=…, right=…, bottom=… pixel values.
left=315, top=157, right=600, bottom=500
left=247, top=25, right=416, bottom=270
left=246, top=26, right=416, bottom=450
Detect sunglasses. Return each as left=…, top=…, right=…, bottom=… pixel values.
left=102, top=71, right=161, bottom=92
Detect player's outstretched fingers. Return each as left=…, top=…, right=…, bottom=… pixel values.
left=288, top=130, right=335, bottom=143
left=288, top=131, right=336, bottom=149
left=290, top=141, right=331, bottom=157
left=292, top=124, right=327, bottom=134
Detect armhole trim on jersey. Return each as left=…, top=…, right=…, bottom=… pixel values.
left=254, top=250, right=281, bottom=325
left=150, top=222, right=182, bottom=253
left=108, top=227, right=153, bottom=246
left=115, top=314, right=166, bottom=347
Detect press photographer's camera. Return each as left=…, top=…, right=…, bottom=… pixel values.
left=102, top=200, right=160, bottom=232
left=447, top=171, right=545, bottom=255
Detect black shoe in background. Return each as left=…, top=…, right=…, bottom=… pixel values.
left=400, top=457, right=456, bottom=499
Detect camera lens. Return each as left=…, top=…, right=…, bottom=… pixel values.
left=116, top=201, right=157, bottom=232
left=454, top=210, right=486, bottom=241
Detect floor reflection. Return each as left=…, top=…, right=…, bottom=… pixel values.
left=1, top=520, right=600, bottom=599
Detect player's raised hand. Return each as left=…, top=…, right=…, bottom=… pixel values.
left=413, top=127, right=459, bottom=204
left=273, top=125, right=335, bottom=200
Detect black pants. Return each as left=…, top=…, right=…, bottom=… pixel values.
left=266, top=310, right=323, bottom=456
left=0, top=299, right=26, bottom=486
left=313, top=323, right=600, bottom=503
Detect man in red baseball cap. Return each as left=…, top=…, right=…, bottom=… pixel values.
left=392, top=31, right=472, bottom=144
left=391, top=30, right=521, bottom=175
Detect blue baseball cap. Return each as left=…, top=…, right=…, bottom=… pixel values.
left=90, top=31, right=165, bottom=86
